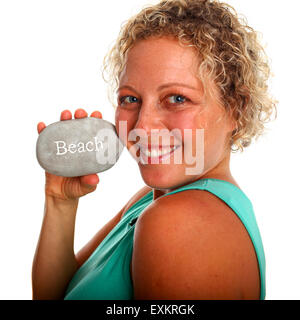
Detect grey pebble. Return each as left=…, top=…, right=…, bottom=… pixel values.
left=36, top=117, right=124, bottom=177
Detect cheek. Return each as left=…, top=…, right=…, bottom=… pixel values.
left=115, top=108, right=139, bottom=143
left=168, top=111, right=206, bottom=132
left=168, top=112, right=207, bottom=146
left=170, top=111, right=226, bottom=159
left=196, top=115, right=230, bottom=162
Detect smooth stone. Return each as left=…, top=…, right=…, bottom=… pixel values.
left=36, top=117, right=124, bottom=177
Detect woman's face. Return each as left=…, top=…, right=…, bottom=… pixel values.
left=115, top=36, right=235, bottom=190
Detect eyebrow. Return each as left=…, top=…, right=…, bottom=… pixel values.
left=117, top=82, right=198, bottom=93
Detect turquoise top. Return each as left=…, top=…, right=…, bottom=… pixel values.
left=64, top=178, right=266, bottom=300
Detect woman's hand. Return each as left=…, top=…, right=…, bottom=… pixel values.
left=37, top=108, right=102, bottom=200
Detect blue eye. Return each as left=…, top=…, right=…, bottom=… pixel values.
left=168, top=95, right=187, bottom=104
left=119, top=96, right=138, bottom=105
left=118, top=94, right=189, bottom=107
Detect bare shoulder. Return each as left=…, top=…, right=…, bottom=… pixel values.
left=132, top=189, right=260, bottom=300
left=120, top=185, right=152, bottom=219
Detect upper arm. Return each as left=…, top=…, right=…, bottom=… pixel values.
left=75, top=185, right=151, bottom=268
left=132, top=190, right=260, bottom=300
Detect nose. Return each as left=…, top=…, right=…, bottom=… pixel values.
left=134, top=101, right=165, bottom=133
left=131, top=101, right=166, bottom=144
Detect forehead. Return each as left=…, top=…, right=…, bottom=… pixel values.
left=119, top=37, right=201, bottom=86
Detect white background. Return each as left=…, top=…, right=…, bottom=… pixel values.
left=0, top=0, right=299, bottom=300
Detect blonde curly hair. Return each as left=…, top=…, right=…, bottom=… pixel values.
left=102, top=0, right=277, bottom=152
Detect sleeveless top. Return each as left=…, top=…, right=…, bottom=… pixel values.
left=64, top=178, right=266, bottom=300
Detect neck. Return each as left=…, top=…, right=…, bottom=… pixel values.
left=152, top=151, right=237, bottom=201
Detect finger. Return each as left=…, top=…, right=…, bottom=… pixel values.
left=37, top=122, right=46, bottom=134
left=80, top=174, right=99, bottom=187
left=60, top=110, right=72, bottom=121
left=74, top=108, right=88, bottom=119
left=90, top=111, right=102, bottom=119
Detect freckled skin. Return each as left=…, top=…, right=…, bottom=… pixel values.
left=116, top=40, right=261, bottom=298
left=33, top=38, right=260, bottom=301
left=115, top=36, right=238, bottom=199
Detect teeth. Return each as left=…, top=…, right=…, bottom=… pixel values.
left=140, top=146, right=177, bottom=157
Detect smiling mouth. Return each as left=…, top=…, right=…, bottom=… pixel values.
left=138, top=145, right=181, bottom=164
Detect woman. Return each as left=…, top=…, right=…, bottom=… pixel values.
left=32, top=0, right=277, bottom=300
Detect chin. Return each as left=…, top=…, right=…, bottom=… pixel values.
left=137, top=162, right=191, bottom=190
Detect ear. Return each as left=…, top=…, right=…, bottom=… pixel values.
left=225, top=107, right=238, bottom=134
left=227, top=85, right=250, bottom=134
left=230, top=116, right=238, bottom=133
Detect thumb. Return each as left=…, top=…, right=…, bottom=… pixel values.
left=80, top=174, right=99, bottom=190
